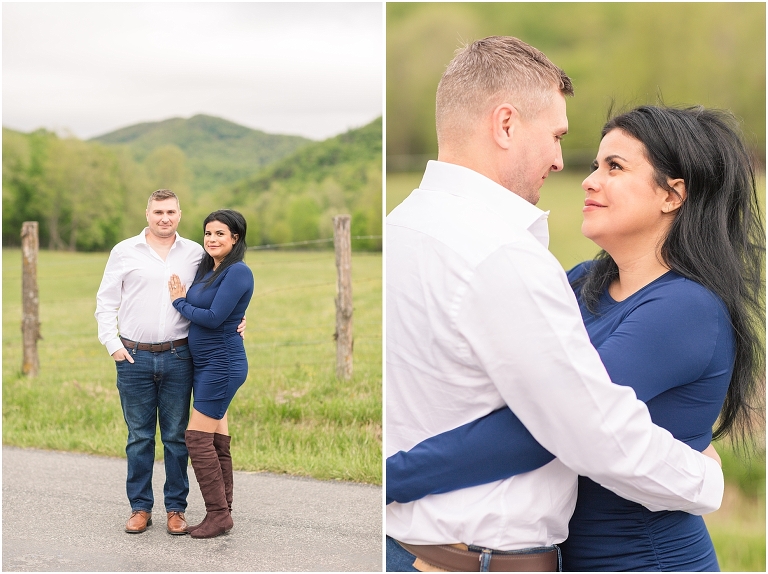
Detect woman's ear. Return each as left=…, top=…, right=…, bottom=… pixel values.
left=662, top=178, right=686, bottom=213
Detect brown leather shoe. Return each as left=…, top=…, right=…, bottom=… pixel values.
left=166, top=511, right=188, bottom=535
left=125, top=510, right=152, bottom=533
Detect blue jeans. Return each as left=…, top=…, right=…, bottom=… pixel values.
left=115, top=343, right=193, bottom=513
left=386, top=535, right=562, bottom=572
left=386, top=536, right=419, bottom=572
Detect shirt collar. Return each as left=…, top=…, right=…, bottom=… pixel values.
left=419, top=161, right=550, bottom=247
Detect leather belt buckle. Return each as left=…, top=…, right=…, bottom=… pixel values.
left=149, top=343, right=164, bottom=352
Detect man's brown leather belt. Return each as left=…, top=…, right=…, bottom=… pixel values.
left=398, top=541, right=559, bottom=572
left=120, top=337, right=188, bottom=352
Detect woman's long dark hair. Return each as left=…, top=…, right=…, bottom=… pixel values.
left=576, top=105, right=765, bottom=445
left=193, top=209, right=248, bottom=288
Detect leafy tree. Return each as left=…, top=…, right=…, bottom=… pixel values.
left=36, top=137, right=124, bottom=250
left=288, top=196, right=322, bottom=242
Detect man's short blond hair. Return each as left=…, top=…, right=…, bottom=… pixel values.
left=436, top=36, right=574, bottom=145
left=147, top=189, right=180, bottom=210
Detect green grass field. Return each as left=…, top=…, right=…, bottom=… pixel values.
left=387, top=169, right=766, bottom=571
left=3, top=248, right=381, bottom=484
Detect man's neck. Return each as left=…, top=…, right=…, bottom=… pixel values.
left=145, top=229, right=176, bottom=259
left=438, top=147, right=506, bottom=192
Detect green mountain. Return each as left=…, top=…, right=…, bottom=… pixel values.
left=90, top=114, right=313, bottom=193
left=217, top=116, right=382, bottom=250
left=230, top=116, right=381, bottom=199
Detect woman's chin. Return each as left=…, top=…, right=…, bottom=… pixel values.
left=581, top=224, right=607, bottom=248
left=581, top=222, right=596, bottom=241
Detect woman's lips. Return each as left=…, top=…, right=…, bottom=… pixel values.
left=583, top=199, right=606, bottom=212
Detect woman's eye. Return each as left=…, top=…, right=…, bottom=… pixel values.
left=609, top=162, right=622, bottom=171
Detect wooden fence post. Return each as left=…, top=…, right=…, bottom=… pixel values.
left=333, top=215, right=353, bottom=380
left=21, top=221, right=41, bottom=376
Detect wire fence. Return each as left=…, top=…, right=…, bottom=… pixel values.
left=247, top=235, right=381, bottom=251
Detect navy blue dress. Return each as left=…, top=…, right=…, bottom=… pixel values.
left=172, top=261, right=254, bottom=420
left=386, top=263, right=734, bottom=571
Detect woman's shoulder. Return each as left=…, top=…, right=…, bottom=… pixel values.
left=631, top=273, right=731, bottom=328
left=566, top=260, right=595, bottom=283
left=651, top=272, right=724, bottom=306
left=222, top=261, right=254, bottom=282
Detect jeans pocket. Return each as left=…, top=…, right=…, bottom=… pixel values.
left=173, top=345, right=192, bottom=361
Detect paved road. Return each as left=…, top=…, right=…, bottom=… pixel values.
left=2, top=446, right=382, bottom=572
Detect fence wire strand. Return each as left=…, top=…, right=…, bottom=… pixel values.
left=248, top=235, right=381, bottom=251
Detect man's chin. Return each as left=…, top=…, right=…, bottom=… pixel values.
left=523, top=188, right=541, bottom=205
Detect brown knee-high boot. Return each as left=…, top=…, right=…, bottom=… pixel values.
left=186, top=433, right=233, bottom=534
left=213, top=433, right=233, bottom=513
left=185, top=430, right=233, bottom=539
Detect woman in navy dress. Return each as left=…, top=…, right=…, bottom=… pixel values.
left=386, top=106, right=764, bottom=570
left=168, top=209, right=254, bottom=539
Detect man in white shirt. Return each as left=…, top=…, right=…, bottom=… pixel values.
left=386, top=36, right=723, bottom=572
left=96, top=189, right=239, bottom=536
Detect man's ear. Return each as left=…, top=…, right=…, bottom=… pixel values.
left=662, top=178, right=686, bottom=214
left=491, top=103, right=520, bottom=150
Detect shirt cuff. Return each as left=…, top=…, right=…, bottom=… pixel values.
left=679, top=455, right=724, bottom=515
left=105, top=338, right=125, bottom=356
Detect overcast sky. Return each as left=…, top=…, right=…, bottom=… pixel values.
left=3, top=2, right=383, bottom=141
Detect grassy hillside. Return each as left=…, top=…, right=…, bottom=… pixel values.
left=207, top=117, right=383, bottom=250
left=91, top=114, right=312, bottom=194
left=230, top=116, right=382, bottom=198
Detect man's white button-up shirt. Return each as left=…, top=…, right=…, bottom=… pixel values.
left=95, top=229, right=204, bottom=356
left=386, top=160, right=723, bottom=550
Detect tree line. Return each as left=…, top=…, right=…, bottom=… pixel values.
left=2, top=117, right=382, bottom=251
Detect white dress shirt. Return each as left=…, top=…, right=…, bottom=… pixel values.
left=95, top=229, right=204, bottom=356
left=386, top=161, right=723, bottom=550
